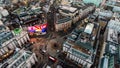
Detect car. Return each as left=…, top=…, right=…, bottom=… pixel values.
left=42, top=49, right=46, bottom=53
left=40, top=49, right=47, bottom=55
left=48, top=56, right=57, bottom=63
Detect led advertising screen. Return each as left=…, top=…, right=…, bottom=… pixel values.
left=28, top=24, right=47, bottom=33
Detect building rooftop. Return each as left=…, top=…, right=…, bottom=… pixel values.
left=99, top=28, right=119, bottom=68
left=0, top=31, right=14, bottom=44
left=99, top=10, right=113, bottom=18
left=84, top=23, right=94, bottom=34
left=76, top=23, right=98, bottom=45
left=100, top=56, right=109, bottom=68
left=13, top=7, right=26, bottom=15
left=14, top=30, right=28, bottom=40
left=108, top=55, right=114, bottom=68
left=83, top=0, right=102, bottom=7
left=57, top=17, right=71, bottom=24
left=105, top=43, right=117, bottom=54
left=112, top=6, right=120, bottom=12
left=107, top=28, right=118, bottom=44
left=87, top=12, right=98, bottom=22
left=0, top=49, right=18, bottom=67
left=73, top=42, right=92, bottom=55
left=67, top=28, right=84, bottom=42
left=118, top=45, right=120, bottom=63
left=75, top=40, right=93, bottom=52
left=107, top=20, right=120, bottom=33
left=0, top=25, right=6, bottom=31
left=71, top=2, right=86, bottom=10
left=64, top=21, right=100, bottom=63
left=19, top=12, right=28, bottom=17
left=72, top=48, right=90, bottom=59
left=13, top=6, right=42, bottom=17
left=0, top=9, right=9, bottom=17
left=106, top=0, right=120, bottom=7
left=60, top=5, right=77, bottom=13
left=0, top=49, right=33, bottom=68
left=100, top=55, right=115, bottom=68
left=67, top=22, right=99, bottom=52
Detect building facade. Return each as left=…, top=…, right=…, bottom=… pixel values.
left=99, top=28, right=119, bottom=68
left=0, top=29, right=30, bottom=56
left=55, top=17, right=72, bottom=31
left=0, top=19, right=36, bottom=68
left=62, top=21, right=100, bottom=68
left=0, top=49, right=38, bottom=68
left=55, top=2, right=95, bottom=32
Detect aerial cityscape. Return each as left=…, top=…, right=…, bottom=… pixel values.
left=0, top=0, right=120, bottom=68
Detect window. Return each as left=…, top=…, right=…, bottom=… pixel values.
left=8, top=43, right=14, bottom=49
left=18, top=60, right=21, bottom=65
left=13, top=39, right=19, bottom=46
left=1, top=49, right=5, bottom=54
left=21, top=56, right=24, bottom=61
left=0, top=50, right=3, bottom=55
left=19, top=58, right=23, bottom=63
left=3, top=47, right=8, bottom=52
left=30, top=61, right=34, bottom=66
left=1, top=63, right=9, bottom=68
left=11, top=42, right=16, bottom=47
left=12, top=65, right=16, bottom=68
left=15, top=62, right=19, bottom=66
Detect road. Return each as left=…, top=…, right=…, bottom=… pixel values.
left=30, top=35, right=64, bottom=68
left=28, top=10, right=86, bottom=68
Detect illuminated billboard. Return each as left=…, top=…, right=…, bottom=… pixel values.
left=28, top=24, right=47, bottom=33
